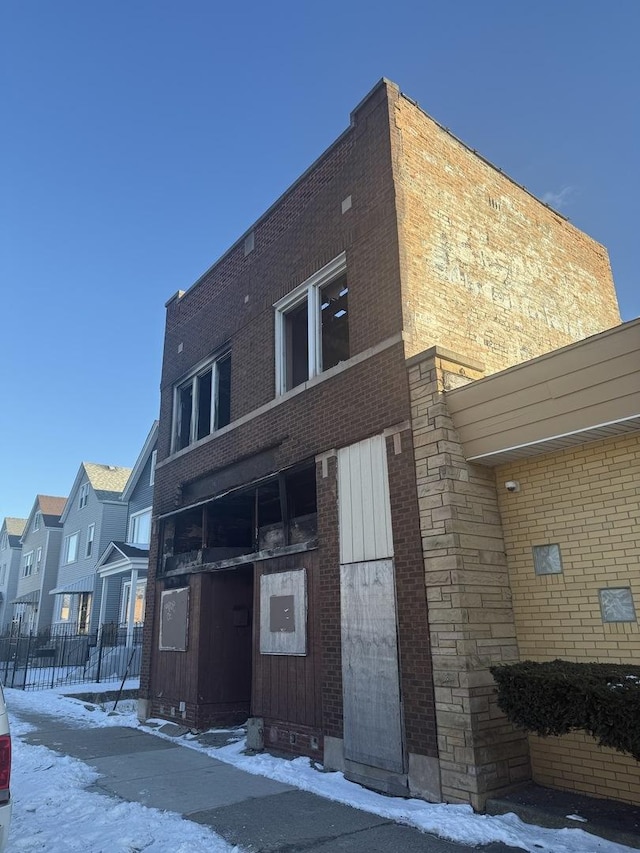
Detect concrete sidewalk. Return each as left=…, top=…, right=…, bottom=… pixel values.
left=14, top=707, right=519, bottom=853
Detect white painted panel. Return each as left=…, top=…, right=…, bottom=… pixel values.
left=341, top=559, right=404, bottom=773
left=338, top=435, right=394, bottom=563
left=259, top=569, right=307, bottom=655
left=159, top=588, right=189, bottom=651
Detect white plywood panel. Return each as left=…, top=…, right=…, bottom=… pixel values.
left=341, top=559, right=404, bottom=773
left=259, top=569, right=307, bottom=655
left=159, top=587, right=189, bottom=651
left=338, top=435, right=394, bottom=564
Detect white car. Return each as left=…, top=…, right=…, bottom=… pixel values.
left=0, top=684, right=11, bottom=852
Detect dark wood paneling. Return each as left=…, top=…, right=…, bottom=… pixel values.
left=252, top=552, right=321, bottom=729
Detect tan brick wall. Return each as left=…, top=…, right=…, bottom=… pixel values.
left=409, top=349, right=530, bottom=809
left=497, top=432, right=640, bottom=804
left=391, top=91, right=620, bottom=373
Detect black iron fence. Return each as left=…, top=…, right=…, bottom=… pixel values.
left=0, top=625, right=143, bottom=691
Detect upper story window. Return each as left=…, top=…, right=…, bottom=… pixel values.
left=150, top=449, right=157, bottom=486
left=0, top=533, right=7, bottom=551
left=34, top=512, right=41, bottom=531
left=172, top=351, right=231, bottom=452
left=64, top=531, right=79, bottom=564
left=0, top=564, right=6, bottom=584
left=35, top=547, right=42, bottom=572
left=275, top=253, right=349, bottom=395
left=86, top=524, right=95, bottom=558
left=79, top=483, right=90, bottom=509
left=128, top=508, right=151, bottom=546
left=23, top=551, right=34, bottom=577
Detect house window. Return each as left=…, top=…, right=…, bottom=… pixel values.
left=172, top=351, right=231, bottom=452
left=0, top=565, right=6, bottom=584
left=0, top=533, right=6, bottom=551
left=64, top=532, right=79, bottom=564
left=35, top=547, right=42, bottom=573
left=275, top=253, right=349, bottom=395
left=59, top=594, right=72, bottom=622
left=23, top=552, right=34, bottom=577
left=79, top=483, right=90, bottom=508
left=128, top=509, right=151, bottom=546
left=150, top=449, right=157, bottom=486
left=120, top=580, right=147, bottom=625
left=86, top=524, right=95, bottom=558
left=34, top=512, right=41, bottom=531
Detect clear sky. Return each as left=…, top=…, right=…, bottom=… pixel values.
left=1, top=1, right=638, bottom=523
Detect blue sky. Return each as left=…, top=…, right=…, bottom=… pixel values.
left=1, top=1, right=638, bottom=523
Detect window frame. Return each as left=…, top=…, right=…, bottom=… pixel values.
left=150, top=449, right=157, bottom=486
left=274, top=252, right=347, bottom=396
left=120, top=579, right=147, bottom=626
left=128, top=508, right=152, bottom=546
left=78, top=483, right=90, bottom=509
left=64, top=531, right=80, bottom=564
left=33, top=512, right=41, bottom=531
left=171, top=349, right=231, bottom=453
left=86, top=523, right=95, bottom=558
left=23, top=551, right=34, bottom=577
left=35, top=546, right=42, bottom=573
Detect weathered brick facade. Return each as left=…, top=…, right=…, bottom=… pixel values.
left=141, top=78, right=621, bottom=809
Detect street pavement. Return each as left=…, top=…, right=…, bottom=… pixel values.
left=14, top=708, right=522, bottom=853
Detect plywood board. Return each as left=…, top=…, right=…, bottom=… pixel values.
left=340, top=559, right=404, bottom=773
left=159, top=587, right=189, bottom=651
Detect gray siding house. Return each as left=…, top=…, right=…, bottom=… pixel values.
left=51, top=463, right=130, bottom=634
left=96, top=422, right=157, bottom=645
left=13, top=496, right=66, bottom=633
left=0, top=518, right=26, bottom=631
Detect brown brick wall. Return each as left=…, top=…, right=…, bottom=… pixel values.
left=391, top=90, right=620, bottom=373
left=497, top=433, right=640, bottom=805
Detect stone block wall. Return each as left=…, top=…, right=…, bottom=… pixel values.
left=408, top=346, right=530, bottom=809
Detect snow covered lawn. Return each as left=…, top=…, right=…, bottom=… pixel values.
left=5, top=682, right=636, bottom=853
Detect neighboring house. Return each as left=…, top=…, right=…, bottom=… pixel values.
left=50, top=462, right=131, bottom=634
left=0, top=518, right=26, bottom=632
left=442, top=318, right=640, bottom=807
left=96, top=421, right=158, bottom=645
left=12, top=496, right=66, bottom=634
left=139, top=79, right=623, bottom=810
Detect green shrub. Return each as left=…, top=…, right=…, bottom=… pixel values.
left=490, top=660, right=640, bottom=760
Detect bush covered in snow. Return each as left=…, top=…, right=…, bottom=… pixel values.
left=490, top=659, right=640, bottom=760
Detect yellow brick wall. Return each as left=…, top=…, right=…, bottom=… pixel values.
left=391, top=93, right=621, bottom=374
left=497, top=433, right=640, bottom=804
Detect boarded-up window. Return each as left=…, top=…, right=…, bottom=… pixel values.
left=260, top=570, right=306, bottom=655
left=159, top=587, right=189, bottom=651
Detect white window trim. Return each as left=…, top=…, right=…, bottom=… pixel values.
left=274, top=252, right=347, bottom=396
left=86, top=523, right=95, bottom=558
left=120, top=579, right=147, bottom=625
left=64, top=531, right=80, bottom=564
left=79, top=483, right=90, bottom=509
left=34, top=512, right=41, bottom=531
left=23, top=551, right=34, bottom=577
left=150, top=449, right=157, bottom=486
left=35, top=547, right=42, bottom=573
left=171, top=350, right=230, bottom=453
left=128, top=507, right=152, bottom=546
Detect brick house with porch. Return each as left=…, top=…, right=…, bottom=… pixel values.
left=139, top=79, right=621, bottom=808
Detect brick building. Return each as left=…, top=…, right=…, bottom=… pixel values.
left=139, top=79, right=621, bottom=808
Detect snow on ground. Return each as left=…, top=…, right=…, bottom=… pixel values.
left=6, top=690, right=237, bottom=853
left=5, top=683, right=636, bottom=853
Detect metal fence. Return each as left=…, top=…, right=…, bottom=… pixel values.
left=0, top=625, right=143, bottom=690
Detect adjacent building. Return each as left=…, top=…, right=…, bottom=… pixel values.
left=50, top=463, right=131, bottom=634
left=96, top=421, right=158, bottom=645
left=0, top=518, right=26, bottom=631
left=139, top=78, right=624, bottom=810
left=12, top=496, right=66, bottom=634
